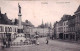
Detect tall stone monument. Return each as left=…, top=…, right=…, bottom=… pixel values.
left=18, top=3, right=23, bottom=32
left=13, top=3, right=26, bottom=43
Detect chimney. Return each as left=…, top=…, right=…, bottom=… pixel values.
left=5, top=13, right=7, bottom=15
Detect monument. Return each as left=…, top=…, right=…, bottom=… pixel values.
left=18, top=3, right=23, bottom=34
left=13, top=3, right=26, bottom=43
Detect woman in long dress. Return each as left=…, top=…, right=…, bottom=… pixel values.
left=46, top=36, right=49, bottom=44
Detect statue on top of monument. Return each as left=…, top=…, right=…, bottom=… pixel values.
left=18, top=3, right=21, bottom=13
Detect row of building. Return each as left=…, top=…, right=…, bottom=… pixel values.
left=53, top=5, right=80, bottom=41
left=0, top=7, right=53, bottom=42
left=0, top=3, right=53, bottom=47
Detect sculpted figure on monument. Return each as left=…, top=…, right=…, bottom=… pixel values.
left=18, top=3, right=21, bottom=13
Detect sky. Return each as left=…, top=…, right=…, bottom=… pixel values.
left=0, top=0, right=80, bottom=27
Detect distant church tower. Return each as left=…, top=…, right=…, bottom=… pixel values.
left=41, top=19, right=44, bottom=28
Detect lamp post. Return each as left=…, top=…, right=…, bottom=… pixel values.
left=43, top=27, right=44, bottom=37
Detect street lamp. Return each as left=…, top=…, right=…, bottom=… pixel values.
left=43, top=27, right=44, bottom=37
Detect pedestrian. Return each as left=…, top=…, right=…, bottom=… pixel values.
left=36, top=40, right=39, bottom=45
left=46, top=37, right=49, bottom=44
left=46, top=39, right=48, bottom=44
left=2, top=39, right=6, bottom=49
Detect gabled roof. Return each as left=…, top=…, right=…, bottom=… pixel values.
left=75, top=5, right=80, bottom=13
left=0, top=13, right=12, bottom=24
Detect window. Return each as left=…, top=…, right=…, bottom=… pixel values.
left=64, top=31, right=65, bottom=32
left=0, top=26, right=4, bottom=32
left=7, top=27, right=9, bottom=32
left=10, top=27, right=12, bottom=32
left=5, top=27, right=7, bottom=32
left=64, top=27, right=65, bottom=30
left=9, top=28, right=11, bottom=32
left=66, top=22, right=68, bottom=25
left=0, top=26, right=2, bottom=32
left=15, top=28, right=16, bottom=32
left=66, top=27, right=68, bottom=32
left=13, top=28, right=15, bottom=32
left=64, top=22, right=65, bottom=26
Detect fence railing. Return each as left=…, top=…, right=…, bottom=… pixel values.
left=11, top=42, right=31, bottom=46
left=10, top=40, right=37, bottom=46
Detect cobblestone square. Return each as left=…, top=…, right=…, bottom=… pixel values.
left=1, top=38, right=80, bottom=51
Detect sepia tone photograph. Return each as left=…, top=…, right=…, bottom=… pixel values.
left=0, top=0, right=80, bottom=51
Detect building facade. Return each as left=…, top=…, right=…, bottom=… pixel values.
left=74, top=5, right=80, bottom=40
left=0, top=24, right=18, bottom=41
left=68, top=15, right=76, bottom=40
left=53, top=5, right=80, bottom=41
left=53, top=15, right=71, bottom=39
left=24, top=26, right=52, bottom=38
left=62, top=15, right=70, bottom=40
left=53, top=21, right=59, bottom=39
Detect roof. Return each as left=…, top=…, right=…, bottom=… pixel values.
left=75, top=5, right=80, bottom=13
left=68, top=15, right=76, bottom=20
left=22, top=20, right=34, bottom=27
left=61, top=15, right=71, bottom=21
left=0, top=13, right=12, bottom=24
